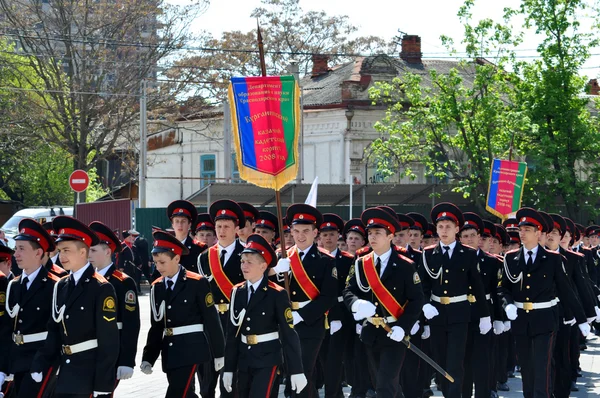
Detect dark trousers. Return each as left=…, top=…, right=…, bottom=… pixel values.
left=569, top=324, right=581, bottom=383
left=238, top=366, right=279, bottom=398
left=496, top=331, right=510, bottom=384
left=55, top=395, right=90, bottom=398
left=166, top=365, right=199, bottom=398
left=514, top=331, right=556, bottom=398
left=1, top=380, right=15, bottom=398
left=295, top=338, right=323, bottom=398
left=352, top=332, right=374, bottom=397
left=553, top=324, right=571, bottom=398
left=430, top=323, right=469, bottom=398
left=400, top=337, right=425, bottom=398
left=462, top=327, right=492, bottom=398
left=366, top=343, right=407, bottom=398
left=15, top=365, right=57, bottom=398
left=417, top=337, right=434, bottom=394
left=324, top=324, right=353, bottom=398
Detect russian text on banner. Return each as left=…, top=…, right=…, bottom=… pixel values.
left=486, top=158, right=527, bottom=220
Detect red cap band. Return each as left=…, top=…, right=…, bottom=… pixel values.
left=413, top=221, right=424, bottom=229
left=398, top=221, right=411, bottom=228
left=257, top=219, right=276, bottom=230
left=197, top=221, right=215, bottom=229
left=0, top=252, right=11, bottom=261
left=95, top=232, right=117, bottom=252
left=57, top=228, right=92, bottom=246
left=519, top=216, right=543, bottom=231
left=20, top=227, right=50, bottom=252
left=243, top=211, right=256, bottom=220
left=366, top=218, right=396, bottom=234
left=437, top=211, right=459, bottom=224
left=349, top=226, right=366, bottom=235
left=245, top=241, right=272, bottom=265
left=293, top=213, right=316, bottom=223
left=215, top=209, right=239, bottom=220
left=172, top=208, right=192, bottom=218
left=553, top=222, right=562, bottom=232
left=153, top=239, right=183, bottom=256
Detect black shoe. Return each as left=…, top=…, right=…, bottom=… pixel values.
left=577, top=371, right=583, bottom=377
left=497, top=382, right=509, bottom=391
left=571, top=382, right=579, bottom=392
left=515, top=366, right=521, bottom=373
left=366, top=389, right=377, bottom=398
left=580, top=343, right=587, bottom=351
left=490, top=391, right=499, bottom=398
left=422, top=389, right=434, bottom=398
left=507, top=370, right=515, bottom=378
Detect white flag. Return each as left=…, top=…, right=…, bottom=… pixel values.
left=305, top=176, right=319, bottom=207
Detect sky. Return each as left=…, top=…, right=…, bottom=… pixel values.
left=168, top=0, right=600, bottom=77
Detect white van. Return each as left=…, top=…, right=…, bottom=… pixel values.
left=1, top=206, right=73, bottom=248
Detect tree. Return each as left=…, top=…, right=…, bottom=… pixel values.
left=509, top=0, right=600, bottom=219
left=167, top=0, right=393, bottom=101
left=368, top=3, right=531, bottom=213
left=0, top=0, right=207, bottom=199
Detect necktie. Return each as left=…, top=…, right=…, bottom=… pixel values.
left=220, top=249, right=227, bottom=265
left=443, top=246, right=451, bottom=262
left=18, top=276, right=29, bottom=303
left=299, top=251, right=304, bottom=261
left=375, top=257, right=382, bottom=276
left=165, top=279, right=174, bottom=301
left=248, top=285, right=255, bottom=304
left=526, top=250, right=533, bottom=269
left=21, top=276, right=30, bottom=290
left=66, top=275, right=76, bottom=296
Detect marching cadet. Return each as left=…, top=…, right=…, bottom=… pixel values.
left=254, top=211, right=279, bottom=246
left=282, top=224, right=295, bottom=250
left=194, top=214, right=217, bottom=247
left=343, top=219, right=367, bottom=255
left=343, top=207, right=424, bottom=398
left=118, top=230, right=141, bottom=286
left=0, top=245, right=13, bottom=396
left=407, top=212, right=428, bottom=252
left=42, top=222, right=63, bottom=269
left=458, top=213, right=504, bottom=398
left=89, top=222, right=141, bottom=394
left=317, top=213, right=355, bottom=398
left=3, top=219, right=63, bottom=397
left=271, top=204, right=337, bottom=398
left=238, top=202, right=259, bottom=246
left=31, top=216, right=119, bottom=397
left=41, top=222, right=68, bottom=278
left=222, top=234, right=307, bottom=396
left=583, top=225, right=600, bottom=286
left=198, top=199, right=246, bottom=398
left=498, top=208, right=590, bottom=398
left=419, top=203, right=491, bottom=398
left=141, top=231, right=225, bottom=398
left=167, top=200, right=205, bottom=274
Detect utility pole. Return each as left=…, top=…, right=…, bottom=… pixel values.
left=139, top=80, right=147, bottom=208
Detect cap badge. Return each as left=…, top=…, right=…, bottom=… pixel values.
left=60, top=229, right=65, bottom=234
left=177, top=208, right=183, bottom=213
left=299, top=214, right=304, bottom=219
left=221, top=210, right=226, bottom=215
left=369, top=219, right=374, bottom=224
left=327, top=223, right=331, bottom=227
left=20, top=228, right=25, bottom=233
left=521, top=217, right=526, bottom=222
left=442, top=212, right=447, bottom=217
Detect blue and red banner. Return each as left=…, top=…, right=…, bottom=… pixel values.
left=486, top=159, right=528, bottom=219
left=228, top=76, right=300, bottom=190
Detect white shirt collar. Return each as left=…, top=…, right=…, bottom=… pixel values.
left=219, top=240, right=237, bottom=254
left=524, top=245, right=539, bottom=258
left=96, top=263, right=114, bottom=277
left=374, top=248, right=393, bottom=275
left=330, top=248, right=339, bottom=257
left=165, top=267, right=182, bottom=289
left=70, top=263, right=91, bottom=285
left=247, top=277, right=263, bottom=294
left=22, top=265, right=43, bottom=287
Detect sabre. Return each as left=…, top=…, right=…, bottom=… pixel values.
left=370, top=316, right=455, bottom=383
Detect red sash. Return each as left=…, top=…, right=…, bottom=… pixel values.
left=288, top=247, right=320, bottom=300
left=363, top=253, right=405, bottom=319
left=209, top=246, right=234, bottom=300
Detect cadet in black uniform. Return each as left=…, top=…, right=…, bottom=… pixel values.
left=271, top=204, right=337, bottom=398
left=118, top=230, right=141, bottom=285
left=168, top=200, right=205, bottom=274
left=222, top=234, right=307, bottom=396
left=255, top=211, right=279, bottom=246
left=89, top=221, right=141, bottom=395
left=237, top=202, right=259, bottom=246
left=31, top=216, right=119, bottom=398
left=419, top=203, right=490, bottom=398
left=194, top=213, right=217, bottom=247
left=198, top=199, right=246, bottom=398
left=141, top=231, right=225, bottom=398
left=498, top=208, right=590, bottom=398
left=4, top=219, right=62, bottom=397
left=344, top=207, right=424, bottom=398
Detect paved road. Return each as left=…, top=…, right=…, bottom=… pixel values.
left=115, top=292, right=600, bottom=397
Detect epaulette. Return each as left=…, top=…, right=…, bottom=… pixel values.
left=268, top=280, right=284, bottom=291
left=185, top=271, right=202, bottom=280
left=568, top=249, right=584, bottom=258
left=424, top=244, right=437, bottom=250
left=355, top=246, right=372, bottom=256
left=494, top=254, right=504, bottom=260
left=111, top=270, right=128, bottom=281
left=545, top=250, right=560, bottom=257
left=505, top=248, right=520, bottom=255
left=233, top=281, right=245, bottom=289
left=0, top=270, right=5, bottom=278
left=397, top=253, right=415, bottom=264
left=47, top=272, right=61, bottom=282
left=194, top=242, right=208, bottom=250
left=411, top=248, right=423, bottom=254
left=462, top=243, right=477, bottom=251
left=13, top=274, right=21, bottom=281
left=318, top=247, right=335, bottom=258
left=51, top=264, right=67, bottom=275
left=152, top=276, right=164, bottom=285
left=92, top=273, right=108, bottom=284
left=340, top=250, right=354, bottom=259
left=394, top=245, right=408, bottom=254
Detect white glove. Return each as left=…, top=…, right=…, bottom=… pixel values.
left=5, top=374, right=13, bottom=381
left=31, top=372, right=43, bottom=383
left=0, top=372, right=5, bottom=386
left=505, top=304, right=518, bottom=320
left=597, top=294, right=600, bottom=301
left=273, top=258, right=291, bottom=274
left=493, top=320, right=505, bottom=335
left=140, top=361, right=153, bottom=375
left=503, top=321, right=511, bottom=331
left=330, top=320, right=342, bottom=335
left=423, top=303, right=439, bottom=320
left=387, top=326, right=405, bottom=342
left=351, top=299, right=376, bottom=321
left=214, top=357, right=225, bottom=372
left=93, top=393, right=111, bottom=397
left=116, top=366, right=134, bottom=380
left=292, top=311, right=303, bottom=325
left=595, top=306, right=600, bottom=321
left=355, top=324, right=362, bottom=335
left=579, top=322, right=591, bottom=337
left=290, top=373, right=308, bottom=393
left=586, top=316, right=595, bottom=324
left=421, top=325, right=431, bottom=339
left=564, top=318, right=576, bottom=326
left=410, top=321, right=420, bottom=336
left=479, top=316, right=492, bottom=335
left=222, top=372, right=233, bottom=393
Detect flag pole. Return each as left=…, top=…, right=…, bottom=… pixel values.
left=257, top=21, right=291, bottom=295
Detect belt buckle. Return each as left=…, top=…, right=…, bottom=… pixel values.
left=216, top=304, right=228, bottom=313
left=165, top=328, right=174, bottom=337
left=13, top=333, right=24, bottom=345
left=62, top=345, right=72, bottom=355
left=468, top=295, right=476, bottom=303
left=370, top=316, right=385, bottom=328
left=522, top=302, right=534, bottom=311
left=246, top=335, right=258, bottom=345
left=440, top=296, right=451, bottom=305
left=291, top=302, right=300, bottom=310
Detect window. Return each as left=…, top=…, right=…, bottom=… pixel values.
left=200, top=154, right=216, bottom=188
left=231, top=153, right=240, bottom=183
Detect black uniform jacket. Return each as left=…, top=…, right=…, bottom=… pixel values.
left=328, top=249, right=354, bottom=325
left=343, top=247, right=424, bottom=348
left=181, top=236, right=205, bottom=274
left=280, top=244, right=338, bottom=340
left=45, top=258, right=68, bottom=278
left=467, top=250, right=504, bottom=324
left=558, top=247, right=597, bottom=319
left=224, top=277, right=303, bottom=375
left=31, top=265, right=120, bottom=395
left=142, top=266, right=225, bottom=371
left=103, top=264, right=141, bottom=368
left=7, top=266, right=61, bottom=374
left=498, top=245, right=587, bottom=336
left=419, top=242, right=490, bottom=325
left=0, top=271, right=9, bottom=375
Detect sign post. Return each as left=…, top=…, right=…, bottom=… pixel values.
left=69, top=169, right=90, bottom=206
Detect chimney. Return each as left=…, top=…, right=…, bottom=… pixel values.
left=400, top=35, right=422, bottom=64
left=311, top=54, right=330, bottom=77
left=587, top=79, right=600, bottom=95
